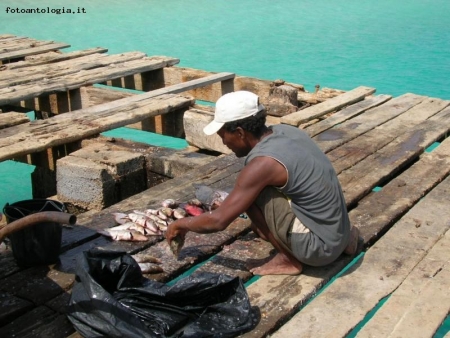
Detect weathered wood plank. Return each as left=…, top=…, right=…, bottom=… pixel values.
left=314, top=93, right=425, bottom=153
left=0, top=39, right=55, bottom=53
left=0, top=94, right=194, bottom=161
left=0, top=71, right=234, bottom=160
left=339, top=106, right=450, bottom=207
left=0, top=38, right=36, bottom=49
left=184, top=108, right=232, bottom=154
left=2, top=48, right=108, bottom=70
left=269, top=175, right=450, bottom=338
left=84, top=86, right=134, bottom=107
left=0, top=112, right=29, bottom=129
left=328, top=97, right=450, bottom=174
left=0, top=51, right=150, bottom=87
left=0, top=42, right=71, bottom=61
left=0, top=56, right=180, bottom=105
left=280, top=86, right=376, bottom=126
left=304, top=94, right=392, bottom=137
left=0, top=34, right=17, bottom=39
left=0, top=306, right=74, bottom=338
left=357, top=233, right=450, bottom=337
left=0, top=292, right=34, bottom=326
left=350, top=135, right=450, bottom=246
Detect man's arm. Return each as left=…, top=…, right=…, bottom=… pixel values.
left=165, top=156, right=287, bottom=241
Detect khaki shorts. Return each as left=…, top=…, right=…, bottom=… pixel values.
left=255, top=186, right=342, bottom=266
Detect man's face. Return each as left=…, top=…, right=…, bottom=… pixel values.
left=217, top=128, right=251, bottom=158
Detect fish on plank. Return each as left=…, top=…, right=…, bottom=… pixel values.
left=131, top=253, right=162, bottom=264
left=98, top=229, right=149, bottom=241
left=138, top=263, right=164, bottom=274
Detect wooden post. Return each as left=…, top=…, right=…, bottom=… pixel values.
left=68, top=89, right=83, bottom=111
left=140, top=69, right=165, bottom=92
left=221, top=78, right=234, bottom=95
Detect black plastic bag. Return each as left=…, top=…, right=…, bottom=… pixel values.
left=67, top=249, right=259, bottom=337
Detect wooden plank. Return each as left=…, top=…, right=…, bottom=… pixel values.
left=0, top=265, right=74, bottom=305
left=0, top=292, right=34, bottom=326
left=350, top=135, right=450, bottom=246
left=184, top=108, right=232, bottom=154
left=357, top=234, right=450, bottom=337
left=339, top=106, right=450, bottom=207
left=0, top=51, right=150, bottom=88
left=280, top=86, right=376, bottom=126
left=0, top=37, right=39, bottom=47
left=304, top=94, right=392, bottom=137
left=0, top=56, right=181, bottom=106
left=327, top=97, right=450, bottom=174
left=3, top=48, right=108, bottom=70
left=314, top=93, right=425, bottom=153
left=0, top=34, right=16, bottom=39
left=0, top=42, right=71, bottom=61
left=0, top=40, right=55, bottom=53
left=0, top=112, right=29, bottom=129
left=0, top=94, right=194, bottom=161
left=0, top=72, right=231, bottom=139
left=269, top=175, right=450, bottom=338
left=0, top=306, right=74, bottom=338
left=144, top=71, right=235, bottom=98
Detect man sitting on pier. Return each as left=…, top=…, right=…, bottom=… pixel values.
left=165, top=91, right=359, bottom=275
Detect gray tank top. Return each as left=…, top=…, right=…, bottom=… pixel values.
left=245, top=124, right=350, bottom=252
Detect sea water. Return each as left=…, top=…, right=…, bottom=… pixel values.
left=1, top=0, right=449, bottom=208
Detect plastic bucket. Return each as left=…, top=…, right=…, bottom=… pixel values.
left=3, top=199, right=66, bottom=267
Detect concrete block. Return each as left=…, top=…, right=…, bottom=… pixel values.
left=56, top=145, right=146, bottom=210
left=56, top=156, right=116, bottom=210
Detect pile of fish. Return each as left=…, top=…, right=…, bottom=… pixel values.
left=98, top=186, right=230, bottom=263
left=99, top=186, right=230, bottom=246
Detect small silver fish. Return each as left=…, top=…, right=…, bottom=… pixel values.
left=188, top=198, right=203, bottom=207
left=138, top=263, right=164, bottom=274
left=161, top=199, right=178, bottom=208
left=99, top=229, right=149, bottom=242
left=109, top=222, right=137, bottom=231
left=112, top=212, right=130, bottom=224
left=173, top=207, right=187, bottom=219
left=132, top=253, right=162, bottom=264
left=158, top=207, right=173, bottom=218
left=128, top=213, right=149, bottom=227
left=144, top=208, right=159, bottom=216
left=143, top=219, right=161, bottom=234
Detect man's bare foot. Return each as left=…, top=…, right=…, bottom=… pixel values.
left=344, top=226, right=360, bottom=255
left=250, top=253, right=303, bottom=275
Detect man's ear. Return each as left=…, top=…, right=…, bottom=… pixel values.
left=236, top=127, right=245, bottom=139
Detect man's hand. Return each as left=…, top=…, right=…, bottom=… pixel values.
left=165, top=219, right=187, bottom=244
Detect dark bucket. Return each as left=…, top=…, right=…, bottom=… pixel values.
left=3, top=199, right=66, bottom=267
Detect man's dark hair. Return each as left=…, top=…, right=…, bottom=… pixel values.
left=222, top=110, right=267, bottom=138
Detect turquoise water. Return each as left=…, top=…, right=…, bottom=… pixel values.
left=1, top=0, right=449, bottom=205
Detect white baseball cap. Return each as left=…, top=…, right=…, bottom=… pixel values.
left=203, top=91, right=265, bottom=135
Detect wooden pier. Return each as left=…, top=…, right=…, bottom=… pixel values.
left=0, top=34, right=449, bottom=337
